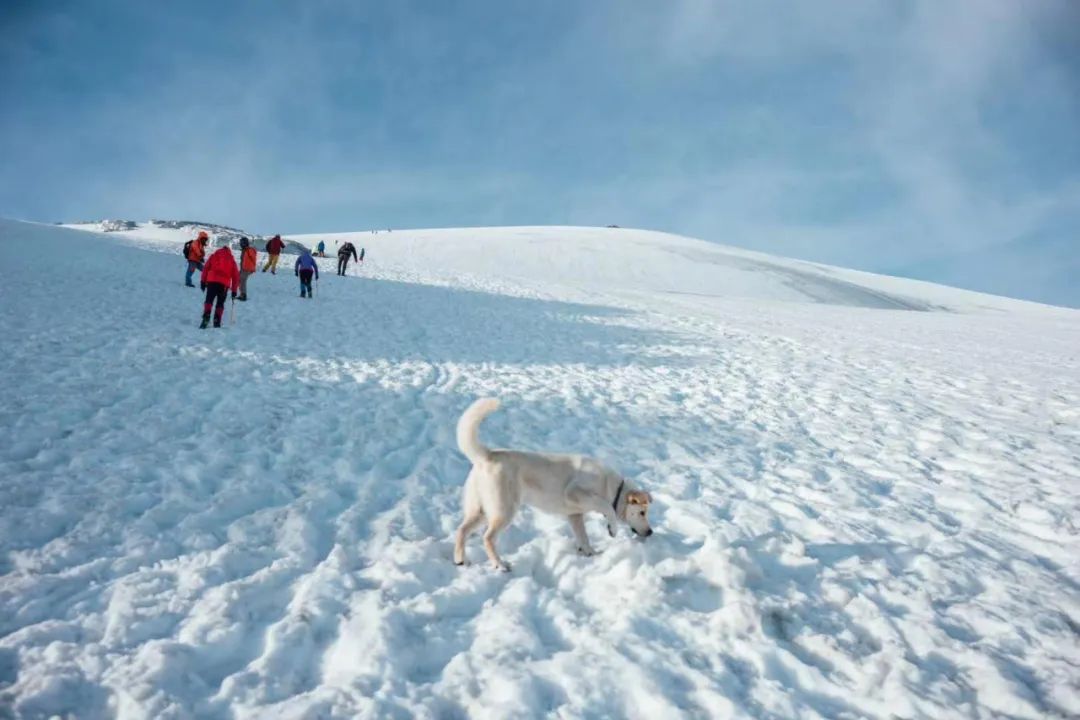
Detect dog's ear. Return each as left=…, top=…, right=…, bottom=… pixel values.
left=627, top=490, right=651, bottom=506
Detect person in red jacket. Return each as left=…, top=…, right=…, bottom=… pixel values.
left=262, top=234, right=286, bottom=274
left=238, top=236, right=257, bottom=301
left=199, top=239, right=240, bottom=328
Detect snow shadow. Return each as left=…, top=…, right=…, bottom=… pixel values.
left=665, top=246, right=940, bottom=311
left=260, top=274, right=710, bottom=369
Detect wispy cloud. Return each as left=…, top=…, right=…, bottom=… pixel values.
left=564, top=0, right=1080, bottom=300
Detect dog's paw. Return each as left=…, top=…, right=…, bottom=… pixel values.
left=577, top=546, right=596, bottom=557
left=492, top=561, right=511, bottom=573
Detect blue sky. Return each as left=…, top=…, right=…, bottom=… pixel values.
left=2, top=1, right=1078, bottom=305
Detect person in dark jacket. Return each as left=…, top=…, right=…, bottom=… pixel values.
left=262, top=234, right=286, bottom=274
left=295, top=250, right=320, bottom=298
left=338, top=241, right=358, bottom=276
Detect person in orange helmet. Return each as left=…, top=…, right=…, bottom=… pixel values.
left=183, top=231, right=210, bottom=287
left=237, top=236, right=257, bottom=301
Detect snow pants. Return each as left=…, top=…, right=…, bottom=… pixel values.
left=299, top=269, right=314, bottom=297
left=185, top=260, right=203, bottom=286
left=203, top=282, right=228, bottom=325
left=263, top=253, right=281, bottom=273
left=239, top=270, right=252, bottom=298
left=337, top=256, right=350, bottom=275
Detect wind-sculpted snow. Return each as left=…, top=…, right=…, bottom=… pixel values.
left=1, top=219, right=1078, bottom=718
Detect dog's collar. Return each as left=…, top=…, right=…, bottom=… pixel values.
left=612, top=479, right=625, bottom=515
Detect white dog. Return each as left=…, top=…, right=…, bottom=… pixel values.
left=453, top=398, right=653, bottom=571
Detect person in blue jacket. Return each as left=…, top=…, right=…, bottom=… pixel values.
left=295, top=250, right=320, bottom=298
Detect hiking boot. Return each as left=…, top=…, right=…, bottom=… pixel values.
left=199, top=317, right=209, bottom=329
left=238, top=295, right=247, bottom=302
left=186, top=282, right=196, bottom=287
left=213, top=319, right=222, bottom=328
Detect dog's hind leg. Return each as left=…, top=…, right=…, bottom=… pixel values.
left=482, top=515, right=512, bottom=572
left=568, top=514, right=596, bottom=556
left=454, top=509, right=483, bottom=565
left=454, top=472, right=484, bottom=566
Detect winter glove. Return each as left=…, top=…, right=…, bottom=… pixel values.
left=200, top=282, right=206, bottom=291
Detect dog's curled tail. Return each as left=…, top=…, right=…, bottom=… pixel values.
left=457, top=397, right=500, bottom=464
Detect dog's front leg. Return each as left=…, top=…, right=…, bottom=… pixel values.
left=568, top=514, right=596, bottom=556
left=603, top=506, right=620, bottom=538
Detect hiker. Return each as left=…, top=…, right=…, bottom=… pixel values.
left=337, top=241, right=358, bottom=276
left=295, top=249, right=319, bottom=298
left=316, top=240, right=326, bottom=257
left=184, top=231, right=210, bottom=287
left=262, top=234, right=285, bottom=274
left=199, top=238, right=240, bottom=328
left=238, top=236, right=257, bottom=301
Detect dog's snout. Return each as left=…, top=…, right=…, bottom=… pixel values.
left=646, top=529, right=654, bottom=537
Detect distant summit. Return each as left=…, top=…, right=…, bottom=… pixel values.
left=149, top=219, right=251, bottom=237
left=63, top=219, right=310, bottom=254
left=92, top=219, right=255, bottom=242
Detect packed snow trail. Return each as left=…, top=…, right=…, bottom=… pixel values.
left=1, top=219, right=1078, bottom=719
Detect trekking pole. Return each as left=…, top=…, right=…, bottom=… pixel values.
left=230, top=296, right=236, bottom=325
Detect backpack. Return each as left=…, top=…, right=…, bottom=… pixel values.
left=183, top=240, right=193, bottom=260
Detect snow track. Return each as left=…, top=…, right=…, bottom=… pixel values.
left=2, top=220, right=1078, bottom=718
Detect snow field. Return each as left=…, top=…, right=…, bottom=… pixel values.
left=1, top=220, right=1078, bottom=719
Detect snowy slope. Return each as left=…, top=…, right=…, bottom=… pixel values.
left=296, top=226, right=1080, bottom=315
left=64, top=221, right=1076, bottom=314
left=2, top=219, right=1079, bottom=719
